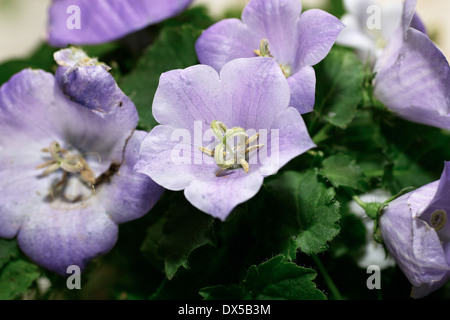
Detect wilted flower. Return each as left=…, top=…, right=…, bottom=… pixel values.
left=136, top=57, right=316, bottom=220
left=195, top=0, right=344, bottom=114
left=0, top=48, right=163, bottom=275
left=47, top=0, right=193, bottom=46
left=379, top=162, right=450, bottom=298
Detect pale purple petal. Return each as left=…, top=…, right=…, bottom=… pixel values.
left=0, top=70, right=65, bottom=142
left=0, top=70, right=70, bottom=238
left=259, top=107, right=316, bottom=176
left=294, top=9, right=345, bottom=68
left=54, top=48, right=139, bottom=156
left=402, top=0, right=418, bottom=33
left=220, top=57, right=290, bottom=130
left=410, top=13, right=426, bottom=34
left=374, top=28, right=450, bottom=129
left=287, top=66, right=316, bottom=114
left=418, top=163, right=450, bottom=224
left=17, top=201, right=118, bottom=276
left=195, top=19, right=257, bottom=72
left=241, top=0, right=302, bottom=65
left=136, top=125, right=218, bottom=191
left=152, top=57, right=290, bottom=131
left=184, top=171, right=264, bottom=221
left=48, top=0, right=193, bottom=46
left=152, top=64, right=226, bottom=132
left=101, top=130, right=164, bottom=224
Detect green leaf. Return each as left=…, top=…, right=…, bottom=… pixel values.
left=0, top=260, right=40, bottom=300
left=0, top=239, right=20, bottom=269
left=320, top=153, right=369, bottom=191
left=198, top=284, right=244, bottom=300
left=162, top=6, right=215, bottom=30
left=314, top=46, right=367, bottom=128
left=266, top=170, right=341, bottom=254
left=141, top=195, right=215, bottom=280
left=383, top=151, right=435, bottom=194
left=200, top=255, right=326, bottom=300
left=120, top=24, right=203, bottom=130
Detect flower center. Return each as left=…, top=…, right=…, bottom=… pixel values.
left=199, top=121, right=264, bottom=176
left=36, top=140, right=124, bottom=204
left=36, top=141, right=97, bottom=202
left=254, top=39, right=292, bottom=78
left=430, top=209, right=447, bottom=232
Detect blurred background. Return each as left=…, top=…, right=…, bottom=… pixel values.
left=0, top=0, right=448, bottom=63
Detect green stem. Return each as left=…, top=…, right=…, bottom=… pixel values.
left=351, top=194, right=380, bottom=220
left=312, top=123, right=334, bottom=145
left=312, top=255, right=343, bottom=300
left=352, top=195, right=367, bottom=210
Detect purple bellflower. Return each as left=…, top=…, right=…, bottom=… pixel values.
left=0, top=48, right=163, bottom=275
left=373, top=0, right=450, bottom=130
left=47, top=0, right=193, bottom=47
left=337, top=0, right=450, bottom=130
left=136, top=57, right=316, bottom=220
left=195, top=0, right=344, bottom=114
left=380, top=162, right=450, bottom=298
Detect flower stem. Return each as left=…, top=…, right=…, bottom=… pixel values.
left=311, top=255, right=343, bottom=300
left=351, top=194, right=380, bottom=220
left=312, top=123, right=333, bottom=145
left=352, top=194, right=367, bottom=210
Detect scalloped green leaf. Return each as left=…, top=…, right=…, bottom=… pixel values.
left=266, top=170, right=341, bottom=254
left=200, top=255, right=326, bottom=300
left=320, top=153, right=369, bottom=191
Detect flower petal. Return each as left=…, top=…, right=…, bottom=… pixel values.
left=374, top=28, right=450, bottom=129
left=195, top=18, right=257, bottom=72
left=294, top=9, right=345, bottom=67
left=48, top=0, right=193, bottom=46
left=101, top=130, right=164, bottom=224
left=54, top=48, right=139, bottom=155
left=0, top=70, right=66, bottom=238
left=418, top=162, right=450, bottom=242
left=184, top=170, right=264, bottom=221
left=241, top=0, right=302, bottom=65
left=220, top=57, right=290, bottom=130
left=136, top=125, right=218, bottom=191
left=287, top=66, right=316, bottom=114
left=259, top=107, right=316, bottom=177
left=17, top=201, right=118, bottom=276
left=152, top=64, right=226, bottom=132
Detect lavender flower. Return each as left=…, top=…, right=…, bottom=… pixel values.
left=373, top=4, right=450, bottom=130
left=195, top=0, right=344, bottom=114
left=337, top=0, right=450, bottom=130
left=380, top=162, right=450, bottom=298
left=0, top=48, right=163, bottom=275
left=47, top=0, right=193, bottom=47
left=136, top=57, right=316, bottom=220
